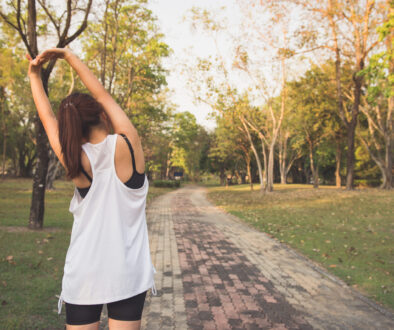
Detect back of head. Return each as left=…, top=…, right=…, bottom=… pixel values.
left=58, top=92, right=105, bottom=180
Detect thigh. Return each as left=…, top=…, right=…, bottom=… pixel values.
left=65, top=301, right=103, bottom=326
left=107, top=290, right=148, bottom=321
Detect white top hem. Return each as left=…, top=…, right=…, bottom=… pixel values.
left=58, top=278, right=157, bottom=314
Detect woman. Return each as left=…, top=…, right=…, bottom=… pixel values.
left=27, top=48, right=157, bottom=330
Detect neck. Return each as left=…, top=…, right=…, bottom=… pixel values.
left=82, top=126, right=109, bottom=144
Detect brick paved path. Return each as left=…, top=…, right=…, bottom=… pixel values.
left=99, top=184, right=394, bottom=330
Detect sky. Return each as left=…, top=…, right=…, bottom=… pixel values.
left=147, top=0, right=242, bottom=132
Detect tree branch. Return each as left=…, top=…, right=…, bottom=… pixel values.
left=37, top=0, right=60, bottom=38
left=62, top=0, right=93, bottom=47
left=0, top=11, right=19, bottom=30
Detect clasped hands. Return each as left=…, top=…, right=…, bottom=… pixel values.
left=26, top=48, right=72, bottom=77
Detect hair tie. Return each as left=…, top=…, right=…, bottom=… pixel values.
left=66, top=100, right=74, bottom=109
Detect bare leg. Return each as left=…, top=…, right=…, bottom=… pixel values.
left=66, top=321, right=100, bottom=330
left=108, top=318, right=142, bottom=330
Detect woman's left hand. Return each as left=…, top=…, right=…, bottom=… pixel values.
left=26, top=53, right=43, bottom=78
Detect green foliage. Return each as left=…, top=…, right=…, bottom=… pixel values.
left=79, top=0, right=174, bottom=180
left=152, top=179, right=180, bottom=188
left=168, top=111, right=209, bottom=180
left=0, top=24, right=37, bottom=176
left=287, top=61, right=348, bottom=176
left=354, top=179, right=382, bottom=187
left=82, top=0, right=170, bottom=115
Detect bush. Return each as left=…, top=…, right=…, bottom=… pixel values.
left=152, top=180, right=181, bottom=188
left=354, top=179, right=382, bottom=187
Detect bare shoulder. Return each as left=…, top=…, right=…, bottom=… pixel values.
left=115, top=129, right=145, bottom=173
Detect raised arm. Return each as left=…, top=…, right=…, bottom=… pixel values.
left=26, top=54, right=66, bottom=169
left=36, top=48, right=137, bottom=137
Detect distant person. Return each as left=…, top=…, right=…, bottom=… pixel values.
left=27, top=48, right=157, bottom=329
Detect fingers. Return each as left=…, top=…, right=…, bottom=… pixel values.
left=36, top=50, right=57, bottom=63
left=26, top=53, right=43, bottom=66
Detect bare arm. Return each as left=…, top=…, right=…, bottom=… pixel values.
left=37, top=48, right=138, bottom=137
left=26, top=54, right=66, bottom=168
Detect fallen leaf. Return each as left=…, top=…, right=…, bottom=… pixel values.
left=329, top=264, right=337, bottom=268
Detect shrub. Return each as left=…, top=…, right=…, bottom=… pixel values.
left=354, top=179, right=382, bottom=187
left=152, top=180, right=181, bottom=188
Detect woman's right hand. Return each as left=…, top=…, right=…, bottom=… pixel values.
left=35, top=47, right=73, bottom=64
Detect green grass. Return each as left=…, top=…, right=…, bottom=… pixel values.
left=205, top=183, right=394, bottom=311
left=0, top=178, right=177, bottom=329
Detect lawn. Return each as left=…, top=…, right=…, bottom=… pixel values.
left=204, top=183, right=394, bottom=311
left=0, top=178, right=176, bottom=329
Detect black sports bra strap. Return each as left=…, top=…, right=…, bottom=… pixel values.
left=119, top=133, right=136, bottom=172
left=81, top=167, right=93, bottom=183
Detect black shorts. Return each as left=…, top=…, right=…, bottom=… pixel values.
left=65, top=290, right=147, bottom=325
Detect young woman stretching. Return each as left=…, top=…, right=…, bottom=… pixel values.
left=27, top=48, right=157, bottom=330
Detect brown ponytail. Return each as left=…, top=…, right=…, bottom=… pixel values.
left=57, top=92, right=106, bottom=179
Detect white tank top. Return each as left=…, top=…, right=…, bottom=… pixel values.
left=57, top=133, right=157, bottom=314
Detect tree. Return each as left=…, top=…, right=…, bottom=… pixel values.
left=81, top=0, right=171, bottom=180
left=0, top=23, right=37, bottom=178
left=0, top=0, right=92, bottom=229
left=233, top=0, right=302, bottom=192
left=358, top=8, right=393, bottom=189
left=186, top=9, right=266, bottom=191
left=168, top=112, right=207, bottom=181
left=290, top=0, right=386, bottom=189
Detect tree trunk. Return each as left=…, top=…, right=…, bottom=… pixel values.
left=219, top=167, right=226, bottom=186
left=241, top=117, right=264, bottom=191
left=28, top=116, right=50, bottom=229
left=1, top=87, right=6, bottom=179
left=262, top=139, right=267, bottom=188
left=235, top=171, right=241, bottom=185
left=383, top=25, right=393, bottom=189
left=384, top=120, right=393, bottom=190
left=308, top=139, right=319, bottom=189
left=345, top=72, right=362, bottom=190
left=335, top=137, right=342, bottom=188
left=28, top=73, right=50, bottom=229
left=247, top=158, right=253, bottom=190
left=165, top=153, right=171, bottom=179
left=266, top=141, right=275, bottom=192
left=266, top=51, right=286, bottom=192
left=100, top=0, right=110, bottom=87
left=1, top=125, right=5, bottom=178
left=46, top=149, right=61, bottom=190
left=278, top=131, right=289, bottom=184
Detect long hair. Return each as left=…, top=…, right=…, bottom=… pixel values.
left=57, top=92, right=107, bottom=180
